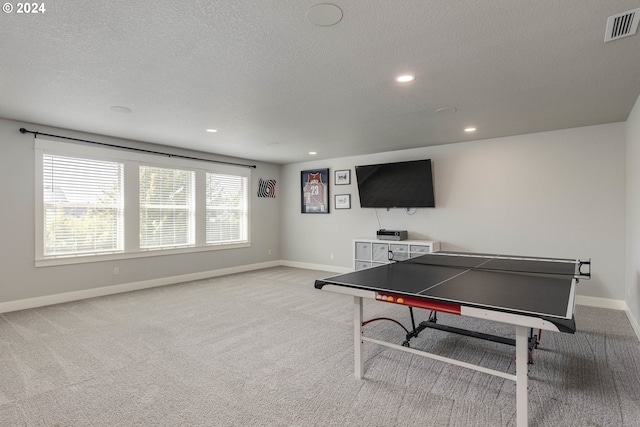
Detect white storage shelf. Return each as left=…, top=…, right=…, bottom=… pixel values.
left=354, top=239, right=441, bottom=270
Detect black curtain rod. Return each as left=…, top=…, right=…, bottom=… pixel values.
left=19, top=128, right=257, bottom=169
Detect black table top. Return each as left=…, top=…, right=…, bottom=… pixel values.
left=315, top=252, right=579, bottom=319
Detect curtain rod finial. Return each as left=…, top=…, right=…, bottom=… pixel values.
left=19, top=128, right=27, bottom=133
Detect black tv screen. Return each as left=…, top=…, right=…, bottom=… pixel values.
left=355, top=159, right=435, bottom=208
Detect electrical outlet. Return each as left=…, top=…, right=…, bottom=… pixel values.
left=113, top=267, right=119, bottom=275
left=268, top=249, right=272, bottom=255
left=330, top=253, right=334, bottom=260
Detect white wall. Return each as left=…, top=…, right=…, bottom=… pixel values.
left=626, top=93, right=640, bottom=329
left=0, top=118, right=281, bottom=306
left=282, top=123, right=626, bottom=301
left=1, top=116, right=631, bottom=312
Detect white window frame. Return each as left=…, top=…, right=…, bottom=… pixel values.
left=34, top=138, right=251, bottom=267
left=139, top=164, right=196, bottom=250
left=41, top=152, right=125, bottom=257
left=205, top=172, right=249, bottom=245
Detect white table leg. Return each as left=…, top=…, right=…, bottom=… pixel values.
left=354, top=296, right=363, bottom=379
left=515, top=325, right=528, bottom=426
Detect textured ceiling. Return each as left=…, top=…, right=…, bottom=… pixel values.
left=1, top=1, right=639, bottom=164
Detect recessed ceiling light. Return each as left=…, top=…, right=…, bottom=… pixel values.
left=206, top=129, right=218, bottom=133
left=464, top=127, right=477, bottom=132
left=396, top=74, right=415, bottom=83
left=307, top=4, right=343, bottom=26
left=309, top=151, right=317, bottom=155
left=110, top=106, right=132, bottom=113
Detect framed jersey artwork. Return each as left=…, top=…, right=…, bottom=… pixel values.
left=301, top=168, right=330, bottom=213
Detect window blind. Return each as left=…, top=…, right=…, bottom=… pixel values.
left=206, top=173, right=248, bottom=244
left=139, top=165, right=195, bottom=249
left=43, top=154, right=124, bottom=256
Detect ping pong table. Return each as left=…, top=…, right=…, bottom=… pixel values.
left=314, top=251, right=590, bottom=427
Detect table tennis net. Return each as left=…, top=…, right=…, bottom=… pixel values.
left=404, top=252, right=580, bottom=277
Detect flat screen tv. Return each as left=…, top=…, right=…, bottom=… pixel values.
left=355, top=159, right=435, bottom=208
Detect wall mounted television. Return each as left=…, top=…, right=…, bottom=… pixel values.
left=355, top=159, right=435, bottom=208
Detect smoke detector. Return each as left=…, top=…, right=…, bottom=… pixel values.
left=605, top=8, right=639, bottom=42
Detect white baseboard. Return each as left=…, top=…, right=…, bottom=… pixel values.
left=0, top=261, right=280, bottom=314
left=574, top=295, right=640, bottom=341
left=625, top=308, right=640, bottom=341
left=575, top=295, right=627, bottom=311
left=279, top=260, right=351, bottom=274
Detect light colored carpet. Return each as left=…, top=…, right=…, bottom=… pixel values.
left=1, top=267, right=639, bottom=426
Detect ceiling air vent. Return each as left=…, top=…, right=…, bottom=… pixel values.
left=605, top=8, right=640, bottom=42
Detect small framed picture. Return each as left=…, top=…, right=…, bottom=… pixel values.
left=335, top=194, right=351, bottom=209
left=334, top=169, right=351, bottom=185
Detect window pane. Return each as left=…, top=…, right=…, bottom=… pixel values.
left=206, top=173, right=248, bottom=244
left=43, top=154, right=124, bottom=256
left=140, top=165, right=195, bottom=249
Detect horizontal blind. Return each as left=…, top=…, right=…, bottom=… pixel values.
left=43, top=154, right=124, bottom=256
left=140, top=165, right=195, bottom=249
left=206, top=173, right=248, bottom=244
